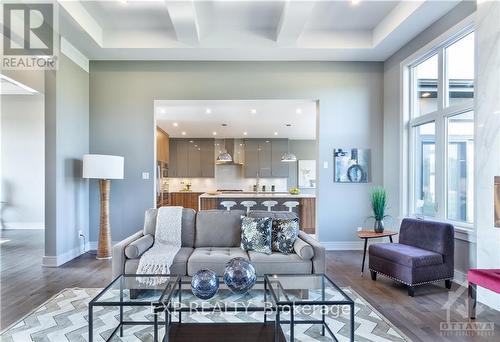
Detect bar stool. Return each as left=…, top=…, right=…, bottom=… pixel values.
left=220, top=201, right=237, bottom=211
left=283, top=201, right=299, bottom=212
left=262, top=200, right=278, bottom=212
left=240, top=201, right=257, bottom=214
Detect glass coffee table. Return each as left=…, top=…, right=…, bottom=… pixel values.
left=90, top=273, right=354, bottom=342
left=88, top=274, right=178, bottom=342
left=265, top=274, right=355, bottom=342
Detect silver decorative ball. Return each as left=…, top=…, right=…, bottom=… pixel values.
left=223, top=257, right=257, bottom=294
left=191, top=269, right=219, bottom=299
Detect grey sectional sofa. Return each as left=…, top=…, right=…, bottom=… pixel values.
left=112, top=209, right=325, bottom=278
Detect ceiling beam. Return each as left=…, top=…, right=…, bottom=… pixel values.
left=57, top=0, right=103, bottom=47
left=276, top=0, right=316, bottom=46
left=165, top=0, right=200, bottom=45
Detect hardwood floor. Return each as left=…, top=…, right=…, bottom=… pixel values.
left=1, top=230, right=499, bottom=341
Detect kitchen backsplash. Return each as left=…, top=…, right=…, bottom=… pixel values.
left=165, top=164, right=288, bottom=192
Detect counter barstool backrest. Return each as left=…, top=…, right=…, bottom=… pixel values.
left=283, top=201, right=300, bottom=212
left=240, top=200, right=257, bottom=214
left=261, top=200, right=278, bottom=212
left=220, top=201, right=237, bottom=211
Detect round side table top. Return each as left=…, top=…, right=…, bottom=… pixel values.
left=356, top=230, right=398, bottom=239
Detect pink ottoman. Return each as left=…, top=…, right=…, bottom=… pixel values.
left=467, top=269, right=500, bottom=319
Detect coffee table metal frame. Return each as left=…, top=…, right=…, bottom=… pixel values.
left=88, top=274, right=179, bottom=342
left=265, top=274, right=355, bottom=342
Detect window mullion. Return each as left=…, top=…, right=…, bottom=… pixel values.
left=435, top=49, right=446, bottom=220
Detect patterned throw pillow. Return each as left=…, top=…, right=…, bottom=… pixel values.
left=240, top=216, right=272, bottom=255
left=272, top=218, right=299, bottom=254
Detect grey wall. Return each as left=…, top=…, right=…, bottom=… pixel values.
left=288, top=139, right=317, bottom=195
left=383, top=1, right=476, bottom=274
left=1, top=93, right=45, bottom=229
left=44, top=54, right=89, bottom=261
left=89, top=61, right=383, bottom=243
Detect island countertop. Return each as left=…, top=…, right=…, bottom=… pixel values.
left=199, top=192, right=315, bottom=199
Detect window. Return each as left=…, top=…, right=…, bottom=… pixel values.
left=407, top=30, right=475, bottom=226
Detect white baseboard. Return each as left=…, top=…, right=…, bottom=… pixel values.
left=42, top=242, right=90, bottom=267
left=2, top=222, right=44, bottom=229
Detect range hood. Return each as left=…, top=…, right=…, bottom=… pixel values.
left=216, top=138, right=244, bottom=165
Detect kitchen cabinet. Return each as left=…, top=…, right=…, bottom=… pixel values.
left=200, top=139, right=215, bottom=177
left=166, top=192, right=203, bottom=211
left=271, top=138, right=289, bottom=177
left=244, top=138, right=288, bottom=178
left=156, top=127, right=169, bottom=163
left=169, top=138, right=215, bottom=178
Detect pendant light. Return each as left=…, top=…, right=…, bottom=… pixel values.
left=281, top=125, right=297, bottom=162
left=217, top=124, right=232, bottom=162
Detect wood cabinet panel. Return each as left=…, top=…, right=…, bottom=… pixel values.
left=271, top=139, right=289, bottom=177
left=156, top=127, right=169, bottom=163
left=200, top=139, right=215, bottom=177
left=244, top=139, right=259, bottom=178
left=298, top=197, right=316, bottom=234
left=166, top=192, right=203, bottom=211
left=259, top=140, right=272, bottom=177
left=169, top=138, right=215, bottom=178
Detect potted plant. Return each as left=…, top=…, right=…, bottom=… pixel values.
left=369, top=186, right=389, bottom=233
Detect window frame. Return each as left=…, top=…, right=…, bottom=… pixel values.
left=401, top=20, right=475, bottom=233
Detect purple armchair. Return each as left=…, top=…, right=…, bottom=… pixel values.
left=369, top=218, right=454, bottom=296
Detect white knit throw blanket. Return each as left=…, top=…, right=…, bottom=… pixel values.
left=137, top=206, right=182, bottom=286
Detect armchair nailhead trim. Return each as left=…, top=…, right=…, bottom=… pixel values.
left=369, top=268, right=452, bottom=287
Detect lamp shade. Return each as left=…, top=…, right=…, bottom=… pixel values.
left=83, top=154, right=124, bottom=179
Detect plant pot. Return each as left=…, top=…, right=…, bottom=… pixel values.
left=374, top=219, right=384, bottom=233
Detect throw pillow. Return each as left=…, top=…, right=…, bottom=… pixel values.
left=272, top=218, right=299, bottom=254
left=240, top=216, right=272, bottom=254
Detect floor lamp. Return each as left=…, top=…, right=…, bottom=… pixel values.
left=83, top=154, right=124, bottom=259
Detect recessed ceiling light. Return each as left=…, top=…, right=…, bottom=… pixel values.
left=181, top=131, right=186, bottom=136
left=421, top=92, right=431, bottom=98
left=296, top=108, right=302, bottom=114
left=243, top=132, right=248, bottom=136
left=212, top=131, right=217, bottom=136
left=274, top=132, right=278, bottom=136
left=159, top=108, right=166, bottom=114
left=173, top=122, right=178, bottom=127
left=206, top=108, right=212, bottom=114
left=351, top=0, right=361, bottom=6
left=250, top=109, right=257, bottom=114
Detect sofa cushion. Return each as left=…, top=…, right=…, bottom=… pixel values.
left=247, top=251, right=311, bottom=276
left=293, top=238, right=314, bottom=260
left=248, top=210, right=298, bottom=220
left=241, top=216, right=273, bottom=255
left=272, top=218, right=299, bottom=254
left=125, top=247, right=193, bottom=276
left=188, top=247, right=249, bottom=276
left=143, top=208, right=196, bottom=247
left=195, top=210, right=246, bottom=247
left=125, top=234, right=154, bottom=259
left=369, top=243, right=443, bottom=268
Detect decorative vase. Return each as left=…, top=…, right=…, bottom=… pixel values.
left=191, top=269, right=219, bottom=299
left=223, top=257, right=257, bottom=294
left=374, top=219, right=384, bottom=233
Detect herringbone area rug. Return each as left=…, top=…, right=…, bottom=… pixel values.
left=1, top=287, right=410, bottom=341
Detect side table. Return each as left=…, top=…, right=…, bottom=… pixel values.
left=357, top=230, right=398, bottom=274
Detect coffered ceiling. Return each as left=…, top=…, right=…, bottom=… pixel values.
left=57, top=0, right=462, bottom=61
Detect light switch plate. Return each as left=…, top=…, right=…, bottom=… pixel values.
left=142, top=172, right=150, bottom=180
left=323, top=161, right=328, bottom=169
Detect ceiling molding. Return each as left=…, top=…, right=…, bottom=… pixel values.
left=276, top=0, right=316, bottom=45
left=61, top=37, right=89, bottom=72
left=58, top=0, right=103, bottom=47
left=165, top=0, right=200, bottom=45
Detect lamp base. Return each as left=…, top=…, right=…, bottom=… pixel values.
left=97, top=179, right=113, bottom=260
left=86, top=250, right=112, bottom=260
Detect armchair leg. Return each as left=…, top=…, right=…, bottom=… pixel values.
left=468, top=283, right=477, bottom=320
left=445, top=279, right=452, bottom=289
left=370, top=270, right=377, bottom=281
left=408, top=286, right=415, bottom=297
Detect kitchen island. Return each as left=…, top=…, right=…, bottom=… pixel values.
left=199, top=192, right=316, bottom=233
